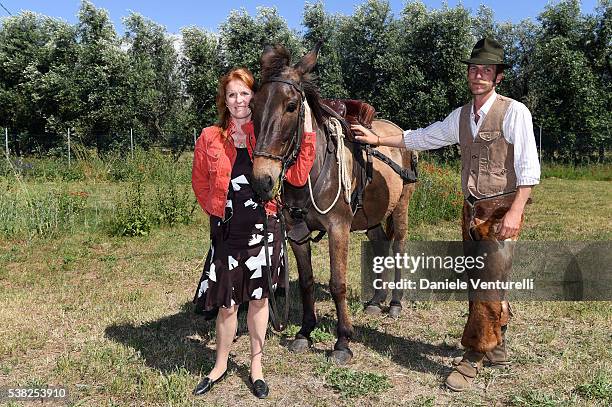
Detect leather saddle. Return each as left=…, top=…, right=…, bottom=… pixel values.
left=320, top=99, right=376, bottom=140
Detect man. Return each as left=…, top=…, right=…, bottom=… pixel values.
left=352, top=38, right=540, bottom=391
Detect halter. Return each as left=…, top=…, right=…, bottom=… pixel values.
left=253, top=77, right=306, bottom=181
left=252, top=77, right=307, bottom=332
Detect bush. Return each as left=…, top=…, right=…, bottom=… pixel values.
left=111, top=181, right=152, bottom=237
left=409, top=161, right=463, bottom=226
left=541, top=163, right=611, bottom=181
left=154, top=182, right=194, bottom=227
left=0, top=186, right=88, bottom=238
left=110, top=174, right=195, bottom=237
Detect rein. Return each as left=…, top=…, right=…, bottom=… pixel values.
left=253, top=76, right=307, bottom=332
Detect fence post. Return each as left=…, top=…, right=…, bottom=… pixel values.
left=130, top=128, right=134, bottom=159
left=539, top=125, right=542, bottom=163
left=4, top=127, right=8, bottom=160
left=68, top=128, right=71, bottom=167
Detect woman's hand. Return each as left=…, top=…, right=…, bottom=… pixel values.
left=351, top=124, right=379, bottom=145
left=303, top=99, right=313, bottom=133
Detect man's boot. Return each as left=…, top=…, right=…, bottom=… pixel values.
left=485, top=325, right=510, bottom=368
left=452, top=326, right=510, bottom=368
left=445, top=349, right=484, bottom=392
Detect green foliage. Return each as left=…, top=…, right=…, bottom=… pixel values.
left=409, top=395, right=436, bottom=407
left=180, top=27, right=220, bottom=130
left=408, top=160, right=463, bottom=226
left=107, top=149, right=194, bottom=236
left=112, top=180, right=152, bottom=237
left=541, top=163, right=612, bottom=180
left=526, top=0, right=611, bottom=163
left=0, top=0, right=609, bottom=162
left=574, top=370, right=612, bottom=402
left=122, top=13, right=185, bottom=150
left=218, top=7, right=303, bottom=79
left=302, top=2, right=348, bottom=98
left=309, top=326, right=335, bottom=343
left=154, top=175, right=194, bottom=227
left=510, top=389, right=574, bottom=406
left=0, top=185, right=88, bottom=238
left=282, top=324, right=300, bottom=338
left=316, top=361, right=392, bottom=398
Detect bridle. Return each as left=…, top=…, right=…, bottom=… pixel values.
left=252, top=76, right=307, bottom=332
left=252, top=77, right=306, bottom=183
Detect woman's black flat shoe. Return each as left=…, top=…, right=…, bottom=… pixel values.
left=193, top=371, right=227, bottom=396
left=249, top=376, right=269, bottom=399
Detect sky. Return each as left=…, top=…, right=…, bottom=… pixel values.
left=0, top=0, right=602, bottom=34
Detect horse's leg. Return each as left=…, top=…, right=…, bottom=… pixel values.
left=364, top=224, right=389, bottom=315
left=388, top=182, right=415, bottom=318
left=328, top=222, right=354, bottom=364
left=287, top=239, right=317, bottom=353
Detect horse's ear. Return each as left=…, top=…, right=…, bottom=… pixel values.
left=261, top=44, right=277, bottom=64
left=294, top=40, right=322, bottom=75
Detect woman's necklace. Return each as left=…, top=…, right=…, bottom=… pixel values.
left=233, top=132, right=247, bottom=148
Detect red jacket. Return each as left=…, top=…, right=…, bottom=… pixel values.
left=192, top=120, right=316, bottom=218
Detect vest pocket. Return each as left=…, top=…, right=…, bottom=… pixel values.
left=478, top=131, right=502, bottom=142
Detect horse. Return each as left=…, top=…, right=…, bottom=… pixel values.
left=250, top=43, right=417, bottom=364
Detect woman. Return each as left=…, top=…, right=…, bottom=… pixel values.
left=191, top=67, right=316, bottom=399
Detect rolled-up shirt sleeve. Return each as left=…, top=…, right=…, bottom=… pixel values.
left=403, top=107, right=461, bottom=151
left=504, top=102, right=541, bottom=186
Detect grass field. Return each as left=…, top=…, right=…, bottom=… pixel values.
left=1, top=158, right=611, bottom=406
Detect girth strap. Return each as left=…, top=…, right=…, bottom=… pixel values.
left=370, top=148, right=418, bottom=184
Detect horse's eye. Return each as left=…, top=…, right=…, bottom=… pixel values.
left=286, top=102, right=297, bottom=113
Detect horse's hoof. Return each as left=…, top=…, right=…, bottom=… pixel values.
left=330, top=349, right=353, bottom=365
left=364, top=304, right=383, bottom=315
left=289, top=338, right=311, bottom=353
left=389, top=304, right=402, bottom=318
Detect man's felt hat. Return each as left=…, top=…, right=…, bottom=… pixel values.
left=462, top=38, right=510, bottom=67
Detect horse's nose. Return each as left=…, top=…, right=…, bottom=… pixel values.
left=253, top=173, right=274, bottom=201
left=262, top=174, right=274, bottom=192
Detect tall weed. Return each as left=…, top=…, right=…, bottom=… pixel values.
left=409, top=161, right=462, bottom=226
left=0, top=186, right=88, bottom=238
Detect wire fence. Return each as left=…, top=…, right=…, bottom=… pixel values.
left=1, top=125, right=608, bottom=166
left=2, top=127, right=202, bottom=165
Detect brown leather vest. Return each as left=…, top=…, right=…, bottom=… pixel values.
left=459, top=95, right=517, bottom=199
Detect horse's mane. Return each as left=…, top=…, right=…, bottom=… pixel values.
left=260, top=44, right=326, bottom=129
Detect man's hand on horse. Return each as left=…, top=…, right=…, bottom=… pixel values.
left=351, top=124, right=379, bottom=145
left=497, top=209, right=522, bottom=240
left=304, top=99, right=313, bottom=133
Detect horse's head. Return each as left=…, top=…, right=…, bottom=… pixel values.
left=251, top=43, right=322, bottom=201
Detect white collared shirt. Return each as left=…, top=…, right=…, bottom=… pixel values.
left=403, top=91, right=541, bottom=186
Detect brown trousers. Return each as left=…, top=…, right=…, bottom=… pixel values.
left=460, top=193, right=523, bottom=353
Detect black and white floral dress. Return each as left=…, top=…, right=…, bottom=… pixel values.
left=193, top=148, right=285, bottom=317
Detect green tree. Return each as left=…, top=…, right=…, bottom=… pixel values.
left=391, top=1, right=471, bottom=133
left=527, top=0, right=610, bottom=162
left=218, top=7, right=302, bottom=80
left=180, top=27, right=220, bottom=131
left=72, top=0, right=129, bottom=151
left=302, top=1, right=348, bottom=98
left=336, top=0, right=396, bottom=104
left=123, top=13, right=183, bottom=149
left=0, top=13, right=78, bottom=153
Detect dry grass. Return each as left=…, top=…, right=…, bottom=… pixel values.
left=0, top=178, right=611, bottom=406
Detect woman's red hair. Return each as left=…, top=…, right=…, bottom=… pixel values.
left=216, top=67, right=255, bottom=131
